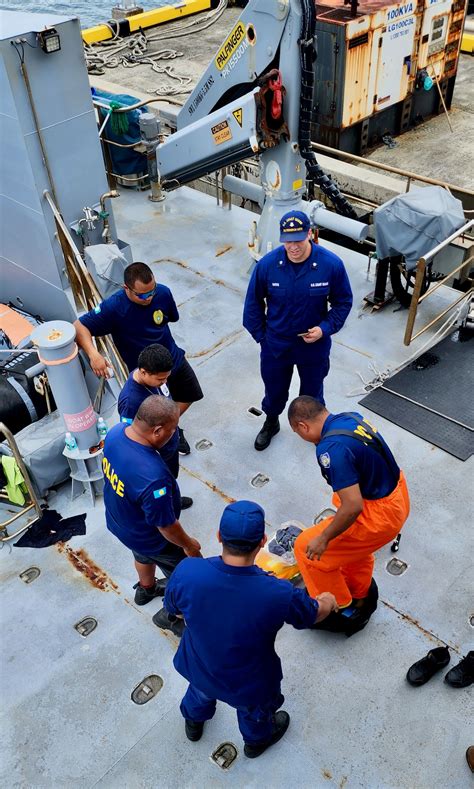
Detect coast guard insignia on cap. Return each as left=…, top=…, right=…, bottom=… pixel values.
left=153, top=487, right=167, bottom=498
left=153, top=309, right=164, bottom=325
left=319, top=453, right=331, bottom=468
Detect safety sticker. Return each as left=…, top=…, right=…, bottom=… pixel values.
left=232, top=108, right=243, bottom=127
left=319, top=452, right=331, bottom=468
left=211, top=120, right=232, bottom=145
left=153, top=487, right=167, bottom=498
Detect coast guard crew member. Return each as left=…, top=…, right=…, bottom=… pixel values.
left=74, top=261, right=203, bottom=455
left=161, top=500, right=337, bottom=757
left=117, top=343, right=192, bottom=510
left=289, top=396, right=410, bottom=636
left=102, top=395, right=201, bottom=613
left=243, top=211, right=352, bottom=451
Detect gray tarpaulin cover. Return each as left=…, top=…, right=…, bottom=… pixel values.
left=373, top=186, right=465, bottom=270
left=84, top=243, right=128, bottom=299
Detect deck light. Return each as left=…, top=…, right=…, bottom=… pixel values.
left=37, top=28, right=61, bottom=54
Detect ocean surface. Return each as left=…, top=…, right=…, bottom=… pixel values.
left=0, top=0, right=170, bottom=29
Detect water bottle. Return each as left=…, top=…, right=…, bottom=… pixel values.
left=65, top=432, right=78, bottom=451
left=97, top=417, right=108, bottom=439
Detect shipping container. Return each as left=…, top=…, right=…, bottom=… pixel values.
left=312, top=0, right=467, bottom=153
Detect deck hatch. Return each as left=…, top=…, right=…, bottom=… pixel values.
left=195, top=439, right=213, bottom=451
left=247, top=406, right=263, bottom=417
left=74, top=616, right=97, bottom=637
left=386, top=558, right=408, bottom=576
left=19, top=567, right=41, bottom=584
left=131, top=675, right=163, bottom=704
left=210, top=742, right=238, bottom=769
left=250, top=473, right=269, bottom=488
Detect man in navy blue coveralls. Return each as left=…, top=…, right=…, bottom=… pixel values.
left=162, top=500, right=337, bottom=758
left=243, top=211, right=352, bottom=451
left=74, top=261, right=203, bottom=455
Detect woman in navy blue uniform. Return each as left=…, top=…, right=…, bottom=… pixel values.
left=243, top=211, right=352, bottom=451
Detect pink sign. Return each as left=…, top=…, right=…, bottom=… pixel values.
left=64, top=404, right=96, bottom=432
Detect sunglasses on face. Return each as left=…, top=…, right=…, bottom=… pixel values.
left=127, top=284, right=156, bottom=300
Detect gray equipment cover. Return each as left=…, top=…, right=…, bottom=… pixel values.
left=84, top=243, right=128, bottom=299
left=373, top=186, right=465, bottom=269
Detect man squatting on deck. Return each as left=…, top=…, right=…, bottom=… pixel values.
left=74, top=261, right=203, bottom=456
left=289, top=396, right=410, bottom=635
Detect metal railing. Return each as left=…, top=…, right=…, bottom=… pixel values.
left=0, top=423, right=43, bottom=542
left=42, top=190, right=128, bottom=387
left=403, top=220, right=474, bottom=346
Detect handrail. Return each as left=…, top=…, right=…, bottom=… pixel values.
left=0, top=422, right=43, bottom=541
left=310, top=141, right=474, bottom=202
left=403, top=225, right=474, bottom=346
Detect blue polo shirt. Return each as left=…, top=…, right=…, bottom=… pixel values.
left=243, top=242, right=352, bottom=357
left=102, top=423, right=181, bottom=554
left=316, top=412, right=400, bottom=500
left=164, top=556, right=318, bottom=706
left=117, top=373, right=179, bottom=462
left=79, top=287, right=185, bottom=372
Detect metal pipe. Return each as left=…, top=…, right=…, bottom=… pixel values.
left=410, top=291, right=472, bottom=342
left=309, top=202, right=369, bottom=241
left=20, top=61, right=59, bottom=206
left=310, top=142, right=474, bottom=200
left=99, top=190, right=119, bottom=243
left=422, top=220, right=474, bottom=263
left=222, top=174, right=264, bottom=205
left=404, top=259, right=427, bottom=346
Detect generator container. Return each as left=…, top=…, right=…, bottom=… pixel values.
left=312, top=0, right=467, bottom=154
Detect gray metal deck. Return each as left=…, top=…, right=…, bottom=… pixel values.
left=1, top=187, right=472, bottom=788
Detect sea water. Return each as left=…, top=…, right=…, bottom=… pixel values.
left=0, top=0, right=169, bottom=29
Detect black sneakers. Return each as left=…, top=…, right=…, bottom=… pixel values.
left=311, top=579, right=378, bottom=637
left=244, top=711, right=290, bottom=758
left=133, top=578, right=167, bottom=606
left=152, top=607, right=185, bottom=638
left=185, top=719, right=205, bottom=741
left=180, top=496, right=193, bottom=510
left=178, top=428, right=191, bottom=456
left=444, top=651, right=474, bottom=688
left=254, top=417, right=280, bottom=451
left=406, top=647, right=451, bottom=686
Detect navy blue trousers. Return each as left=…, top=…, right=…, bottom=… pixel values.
left=180, top=683, right=284, bottom=745
left=260, top=340, right=330, bottom=418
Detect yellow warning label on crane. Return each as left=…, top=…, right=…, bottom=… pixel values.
left=211, top=120, right=232, bottom=145
left=215, top=21, right=246, bottom=71
left=232, top=108, right=243, bottom=127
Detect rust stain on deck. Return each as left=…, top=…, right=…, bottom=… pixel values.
left=152, top=257, right=244, bottom=296
left=322, top=769, right=333, bottom=780
left=381, top=600, right=460, bottom=653
left=215, top=245, right=232, bottom=257
left=180, top=466, right=236, bottom=504
left=56, top=544, right=119, bottom=593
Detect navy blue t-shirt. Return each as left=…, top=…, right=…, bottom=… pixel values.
left=117, top=372, right=179, bottom=462
left=164, top=556, right=318, bottom=706
left=102, top=423, right=181, bottom=554
left=316, top=412, right=400, bottom=500
left=79, top=288, right=185, bottom=372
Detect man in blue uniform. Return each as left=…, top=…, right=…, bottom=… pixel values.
left=243, top=210, right=353, bottom=450
left=289, top=396, right=410, bottom=635
left=102, top=395, right=201, bottom=615
left=117, top=343, right=192, bottom=510
left=74, top=261, right=203, bottom=455
left=161, top=500, right=337, bottom=757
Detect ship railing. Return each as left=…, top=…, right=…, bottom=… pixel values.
left=0, top=423, right=43, bottom=542
left=42, top=190, right=128, bottom=388
left=403, top=221, right=474, bottom=346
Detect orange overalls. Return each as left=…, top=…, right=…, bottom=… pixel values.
left=294, top=472, right=410, bottom=607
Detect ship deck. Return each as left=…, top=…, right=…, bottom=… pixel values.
left=1, top=186, right=472, bottom=788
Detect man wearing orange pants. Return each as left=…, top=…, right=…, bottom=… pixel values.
left=288, top=396, right=410, bottom=636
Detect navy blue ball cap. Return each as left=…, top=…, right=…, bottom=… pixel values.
left=279, top=210, right=311, bottom=242
left=219, top=500, right=265, bottom=546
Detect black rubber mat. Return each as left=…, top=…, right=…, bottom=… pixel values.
left=360, top=329, right=474, bottom=461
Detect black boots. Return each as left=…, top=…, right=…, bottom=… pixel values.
left=244, top=711, right=290, bottom=758
left=254, top=417, right=280, bottom=451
